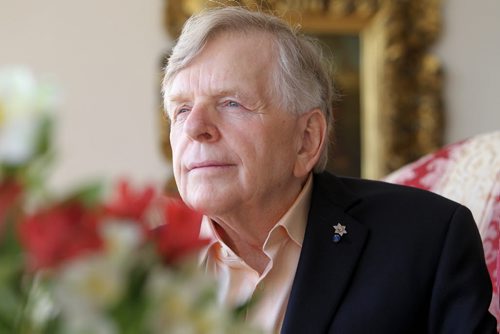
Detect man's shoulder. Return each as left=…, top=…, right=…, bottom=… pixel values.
left=313, top=172, right=463, bottom=216
left=311, top=172, right=477, bottom=261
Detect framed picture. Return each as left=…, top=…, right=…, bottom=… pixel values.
left=162, top=0, right=444, bottom=179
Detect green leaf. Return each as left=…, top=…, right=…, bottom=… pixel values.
left=0, top=313, right=15, bottom=333
left=40, top=316, right=62, bottom=334
left=63, top=180, right=104, bottom=207
left=31, top=114, right=54, bottom=159
left=0, top=217, right=23, bottom=257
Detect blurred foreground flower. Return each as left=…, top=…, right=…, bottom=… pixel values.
left=0, top=67, right=56, bottom=166
left=0, top=68, right=259, bottom=334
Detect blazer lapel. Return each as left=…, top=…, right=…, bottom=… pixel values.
left=281, top=173, right=369, bottom=334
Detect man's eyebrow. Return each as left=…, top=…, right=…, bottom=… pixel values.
left=165, top=94, right=188, bottom=103
left=166, top=90, right=252, bottom=102
left=213, top=89, right=253, bottom=101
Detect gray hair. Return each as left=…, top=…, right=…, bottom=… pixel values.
left=162, top=6, right=334, bottom=173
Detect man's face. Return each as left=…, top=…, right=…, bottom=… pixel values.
left=165, top=32, right=304, bottom=218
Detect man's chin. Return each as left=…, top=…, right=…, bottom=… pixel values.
left=182, top=193, right=225, bottom=215
left=187, top=198, right=237, bottom=219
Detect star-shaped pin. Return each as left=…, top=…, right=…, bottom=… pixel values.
left=333, top=223, right=347, bottom=236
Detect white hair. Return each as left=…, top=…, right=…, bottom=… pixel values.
left=162, top=6, right=335, bottom=172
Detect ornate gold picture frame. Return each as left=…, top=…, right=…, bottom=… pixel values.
left=162, top=0, right=443, bottom=179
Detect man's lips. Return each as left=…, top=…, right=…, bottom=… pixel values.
left=187, top=161, right=236, bottom=171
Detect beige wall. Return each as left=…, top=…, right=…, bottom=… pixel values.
left=434, top=0, right=500, bottom=143
left=1, top=1, right=498, bottom=190
left=0, top=0, right=170, bottom=190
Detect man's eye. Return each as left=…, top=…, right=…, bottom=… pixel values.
left=171, top=106, right=190, bottom=121
left=177, top=107, right=190, bottom=114
left=224, top=100, right=240, bottom=108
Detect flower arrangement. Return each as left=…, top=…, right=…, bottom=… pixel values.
left=0, top=68, right=257, bottom=334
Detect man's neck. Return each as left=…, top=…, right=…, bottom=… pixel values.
left=207, top=174, right=311, bottom=274
left=212, top=221, right=270, bottom=275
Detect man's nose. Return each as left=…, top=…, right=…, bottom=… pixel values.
left=184, top=104, right=220, bottom=142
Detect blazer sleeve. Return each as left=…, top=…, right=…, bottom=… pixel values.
left=428, top=205, right=497, bottom=333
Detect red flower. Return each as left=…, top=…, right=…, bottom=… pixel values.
left=153, top=197, right=208, bottom=264
left=18, top=201, right=103, bottom=270
left=104, top=180, right=155, bottom=222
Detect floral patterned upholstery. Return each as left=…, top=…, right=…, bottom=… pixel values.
left=385, top=131, right=500, bottom=330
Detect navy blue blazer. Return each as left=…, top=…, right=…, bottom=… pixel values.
left=281, top=172, right=497, bottom=333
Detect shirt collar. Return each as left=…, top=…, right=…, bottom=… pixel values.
left=269, top=174, right=312, bottom=247
left=199, top=174, right=313, bottom=261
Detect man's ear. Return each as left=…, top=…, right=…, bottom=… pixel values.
left=293, top=108, right=327, bottom=178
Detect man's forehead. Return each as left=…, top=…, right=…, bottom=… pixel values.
left=167, top=35, right=275, bottom=97
left=186, top=30, right=276, bottom=68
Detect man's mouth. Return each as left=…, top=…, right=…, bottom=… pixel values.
left=187, top=161, right=236, bottom=171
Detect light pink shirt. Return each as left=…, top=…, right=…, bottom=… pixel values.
left=199, top=175, right=313, bottom=333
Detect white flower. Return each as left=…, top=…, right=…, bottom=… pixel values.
left=53, top=255, right=125, bottom=312
left=100, top=219, right=144, bottom=264
left=0, top=66, right=58, bottom=164
left=59, top=311, right=118, bottom=334
left=146, top=266, right=233, bottom=334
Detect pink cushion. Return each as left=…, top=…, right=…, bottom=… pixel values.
left=385, top=131, right=500, bottom=330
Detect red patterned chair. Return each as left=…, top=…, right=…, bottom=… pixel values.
left=384, top=131, right=499, bottom=330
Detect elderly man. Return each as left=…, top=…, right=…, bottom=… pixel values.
left=162, top=7, right=496, bottom=334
